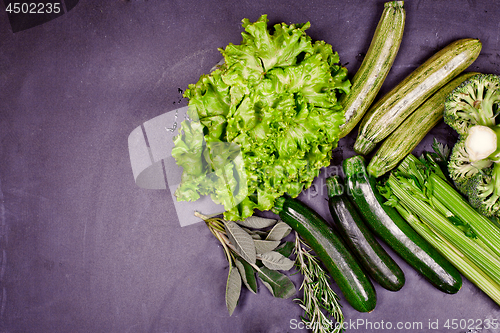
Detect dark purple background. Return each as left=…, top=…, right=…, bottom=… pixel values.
left=1, top=1, right=500, bottom=332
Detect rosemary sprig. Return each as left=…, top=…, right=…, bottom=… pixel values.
left=294, top=231, right=344, bottom=333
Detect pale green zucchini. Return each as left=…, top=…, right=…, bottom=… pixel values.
left=367, top=71, right=479, bottom=178
left=354, top=38, right=482, bottom=155
left=339, top=1, right=405, bottom=138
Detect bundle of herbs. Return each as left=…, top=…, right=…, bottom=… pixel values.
left=197, top=212, right=344, bottom=333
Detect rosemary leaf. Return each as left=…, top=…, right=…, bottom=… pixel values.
left=294, top=232, right=344, bottom=333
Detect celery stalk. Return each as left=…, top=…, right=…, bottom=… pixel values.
left=429, top=173, right=500, bottom=258
left=387, top=174, right=500, bottom=287
left=398, top=154, right=500, bottom=258
left=395, top=203, right=500, bottom=306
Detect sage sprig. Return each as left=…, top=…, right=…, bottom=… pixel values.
left=294, top=231, right=345, bottom=333
left=196, top=212, right=296, bottom=316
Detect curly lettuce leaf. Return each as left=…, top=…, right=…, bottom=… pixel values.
left=172, top=14, right=350, bottom=220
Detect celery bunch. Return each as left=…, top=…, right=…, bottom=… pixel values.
left=379, top=150, right=500, bottom=306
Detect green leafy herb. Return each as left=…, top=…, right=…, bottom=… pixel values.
left=431, top=137, right=450, bottom=162
left=266, top=222, right=292, bottom=241
left=257, top=266, right=296, bottom=299
left=294, top=232, right=344, bottom=333
left=226, top=266, right=242, bottom=316
left=258, top=251, right=295, bottom=271
left=275, top=241, right=296, bottom=257
left=235, top=258, right=258, bottom=294
left=240, top=226, right=269, bottom=240
left=197, top=212, right=296, bottom=315
left=236, top=216, right=278, bottom=229
left=254, top=239, right=281, bottom=254
left=224, top=220, right=257, bottom=264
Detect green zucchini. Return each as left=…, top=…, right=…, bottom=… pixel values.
left=273, top=196, right=377, bottom=312
left=354, top=38, right=482, bottom=155
left=367, top=71, right=480, bottom=178
left=343, top=155, right=462, bottom=294
left=326, top=176, right=405, bottom=291
left=339, top=1, right=405, bottom=138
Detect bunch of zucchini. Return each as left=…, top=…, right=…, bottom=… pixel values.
left=337, top=1, right=481, bottom=178
left=353, top=38, right=481, bottom=164
left=274, top=156, right=462, bottom=313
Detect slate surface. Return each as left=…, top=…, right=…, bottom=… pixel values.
left=1, top=1, right=500, bottom=332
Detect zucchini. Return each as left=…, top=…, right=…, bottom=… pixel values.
left=339, top=1, right=405, bottom=138
left=273, top=196, right=377, bottom=312
left=326, top=176, right=405, bottom=291
left=354, top=38, right=482, bottom=155
left=343, top=155, right=462, bottom=294
left=367, top=71, right=480, bottom=178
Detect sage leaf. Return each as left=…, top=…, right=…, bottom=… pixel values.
left=254, top=239, right=281, bottom=254
left=235, top=258, right=258, bottom=294
left=275, top=241, right=295, bottom=258
left=257, top=266, right=295, bottom=299
left=266, top=222, right=292, bottom=241
left=224, top=220, right=256, bottom=264
left=248, top=232, right=261, bottom=240
left=236, top=215, right=277, bottom=229
left=241, top=227, right=268, bottom=240
left=258, top=251, right=295, bottom=270
left=225, top=266, right=242, bottom=316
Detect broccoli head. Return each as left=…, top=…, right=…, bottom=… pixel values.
left=444, top=73, right=500, bottom=135
left=445, top=73, right=500, bottom=217
left=463, top=163, right=500, bottom=217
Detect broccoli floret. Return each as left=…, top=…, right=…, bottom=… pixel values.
left=445, top=74, right=500, bottom=217
left=444, top=74, right=500, bottom=135
left=448, top=136, right=492, bottom=192
left=463, top=164, right=500, bottom=217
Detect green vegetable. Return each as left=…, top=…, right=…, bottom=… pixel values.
left=391, top=200, right=500, bottom=307
left=381, top=153, right=500, bottom=303
left=172, top=15, right=350, bottom=221
left=367, top=72, right=478, bottom=178
left=198, top=212, right=296, bottom=315
left=354, top=38, right=482, bottom=155
left=444, top=73, right=500, bottom=217
left=339, top=0, right=405, bottom=138
left=326, top=175, right=405, bottom=291
left=273, top=196, right=377, bottom=313
left=343, top=155, right=462, bottom=294
left=294, top=232, right=344, bottom=333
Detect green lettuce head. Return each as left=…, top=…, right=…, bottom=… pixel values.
left=172, top=15, right=350, bottom=220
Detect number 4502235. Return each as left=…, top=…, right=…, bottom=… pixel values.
left=5, top=2, right=62, bottom=14
left=444, top=318, right=498, bottom=330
